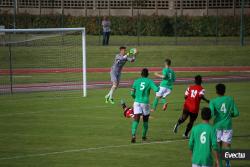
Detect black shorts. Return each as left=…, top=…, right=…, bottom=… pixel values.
left=182, top=109, right=198, bottom=122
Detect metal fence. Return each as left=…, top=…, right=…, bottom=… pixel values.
left=1, top=0, right=250, bottom=16
left=0, top=0, right=249, bottom=46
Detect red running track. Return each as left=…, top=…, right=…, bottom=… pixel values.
left=1, top=66, right=250, bottom=74
left=1, top=75, right=250, bottom=93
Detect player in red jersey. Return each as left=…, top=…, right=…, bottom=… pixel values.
left=173, top=75, right=210, bottom=138
left=121, top=99, right=135, bottom=118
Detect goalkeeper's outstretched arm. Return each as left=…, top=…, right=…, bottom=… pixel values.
left=115, top=54, right=135, bottom=63
left=126, top=48, right=138, bottom=62
left=126, top=54, right=136, bottom=62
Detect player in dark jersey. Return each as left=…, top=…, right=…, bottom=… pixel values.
left=173, top=75, right=210, bottom=138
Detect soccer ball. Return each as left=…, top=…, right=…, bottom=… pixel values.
left=129, top=48, right=138, bottom=55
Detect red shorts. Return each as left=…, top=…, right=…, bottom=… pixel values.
left=183, top=103, right=199, bottom=114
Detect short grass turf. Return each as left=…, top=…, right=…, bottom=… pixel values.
left=0, top=45, right=250, bottom=69
left=85, top=35, right=250, bottom=46
left=0, top=82, right=250, bottom=167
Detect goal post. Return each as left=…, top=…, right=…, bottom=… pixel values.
left=0, top=28, right=87, bottom=97
left=81, top=28, right=87, bottom=97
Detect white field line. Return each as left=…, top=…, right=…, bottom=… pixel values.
left=13, top=75, right=32, bottom=78
left=0, top=105, right=110, bottom=117
left=0, top=95, right=88, bottom=102
left=0, top=139, right=187, bottom=161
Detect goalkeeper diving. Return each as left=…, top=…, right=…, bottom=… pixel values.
left=105, top=46, right=138, bottom=104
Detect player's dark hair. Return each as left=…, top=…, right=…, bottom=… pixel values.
left=216, top=83, right=226, bottom=95
left=165, top=59, right=171, bottom=66
left=120, top=46, right=126, bottom=50
left=195, top=75, right=202, bottom=85
left=141, top=68, right=149, bottom=78
left=201, top=107, right=211, bottom=121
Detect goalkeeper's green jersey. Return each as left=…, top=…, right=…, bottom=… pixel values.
left=189, top=123, right=218, bottom=166
left=209, top=96, right=239, bottom=130
left=131, top=77, right=159, bottom=104
left=160, top=68, right=176, bottom=90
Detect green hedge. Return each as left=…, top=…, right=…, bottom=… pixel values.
left=0, top=13, right=249, bottom=36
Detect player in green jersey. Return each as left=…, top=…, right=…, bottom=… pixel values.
left=130, top=68, right=159, bottom=143
left=209, top=84, right=239, bottom=167
left=151, top=59, right=176, bottom=112
left=189, top=107, right=219, bottom=167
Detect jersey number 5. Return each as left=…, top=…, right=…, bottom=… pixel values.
left=140, top=82, right=145, bottom=90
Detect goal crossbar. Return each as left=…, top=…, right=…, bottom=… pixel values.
left=0, top=28, right=85, bottom=33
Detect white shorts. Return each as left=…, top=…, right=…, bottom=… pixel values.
left=133, top=102, right=150, bottom=116
left=216, top=129, right=233, bottom=144
left=192, top=164, right=211, bottom=167
left=156, top=87, right=172, bottom=98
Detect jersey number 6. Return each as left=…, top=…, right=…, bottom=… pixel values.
left=200, top=132, right=207, bottom=144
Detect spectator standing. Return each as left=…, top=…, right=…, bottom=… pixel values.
left=102, top=16, right=111, bottom=45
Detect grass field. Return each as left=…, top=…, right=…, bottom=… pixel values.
left=1, top=44, right=250, bottom=93
left=85, top=35, right=250, bottom=46
left=0, top=82, right=250, bottom=167
left=1, top=36, right=250, bottom=166
left=0, top=45, right=250, bottom=68
left=1, top=37, right=250, bottom=69
left=1, top=44, right=250, bottom=87
left=3, top=34, right=250, bottom=46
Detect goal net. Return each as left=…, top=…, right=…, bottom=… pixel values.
left=0, top=28, right=87, bottom=97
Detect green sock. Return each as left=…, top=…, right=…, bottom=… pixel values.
left=131, top=120, right=139, bottom=137
left=161, top=98, right=167, bottom=104
left=218, top=147, right=223, bottom=167
left=142, top=121, right=149, bottom=138
left=153, top=98, right=159, bottom=110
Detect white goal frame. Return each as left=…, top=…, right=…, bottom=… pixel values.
left=0, top=28, right=87, bottom=97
